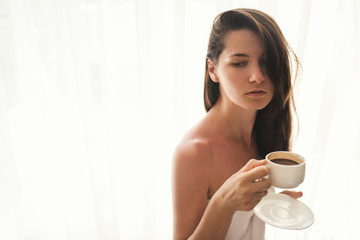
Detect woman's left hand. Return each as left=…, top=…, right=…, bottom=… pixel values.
left=280, top=190, right=303, bottom=199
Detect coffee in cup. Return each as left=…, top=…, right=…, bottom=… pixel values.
left=265, top=151, right=305, bottom=189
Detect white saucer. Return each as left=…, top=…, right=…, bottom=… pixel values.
left=254, top=193, right=314, bottom=230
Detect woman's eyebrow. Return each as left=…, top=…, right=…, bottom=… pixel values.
left=229, top=53, right=249, bottom=57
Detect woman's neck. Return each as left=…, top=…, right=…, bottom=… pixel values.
left=207, top=96, right=257, bottom=148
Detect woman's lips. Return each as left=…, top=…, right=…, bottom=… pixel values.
left=246, top=89, right=266, bottom=97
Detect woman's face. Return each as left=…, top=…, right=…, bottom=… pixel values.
left=209, top=29, right=274, bottom=111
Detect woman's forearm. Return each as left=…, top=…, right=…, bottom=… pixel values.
left=187, top=195, right=235, bottom=240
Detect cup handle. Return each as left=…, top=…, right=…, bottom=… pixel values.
left=262, top=159, right=270, bottom=179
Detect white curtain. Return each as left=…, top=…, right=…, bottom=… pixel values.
left=0, top=0, right=359, bottom=239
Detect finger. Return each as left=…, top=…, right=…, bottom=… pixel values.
left=244, top=165, right=269, bottom=182
left=252, top=190, right=268, bottom=201
left=239, top=159, right=267, bottom=173
left=280, top=190, right=303, bottom=199
left=252, top=178, right=271, bottom=192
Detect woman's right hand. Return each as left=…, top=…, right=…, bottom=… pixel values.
left=213, top=159, right=271, bottom=214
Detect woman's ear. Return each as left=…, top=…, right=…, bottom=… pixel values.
left=207, top=59, right=219, bottom=83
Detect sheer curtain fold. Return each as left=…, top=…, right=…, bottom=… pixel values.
left=0, top=0, right=359, bottom=239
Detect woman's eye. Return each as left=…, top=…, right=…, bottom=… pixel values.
left=232, top=61, right=247, bottom=67
left=259, top=59, right=266, bottom=68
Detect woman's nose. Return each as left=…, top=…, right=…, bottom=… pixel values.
left=249, top=65, right=265, bottom=84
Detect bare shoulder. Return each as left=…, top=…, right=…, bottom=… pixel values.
left=172, top=124, right=214, bottom=179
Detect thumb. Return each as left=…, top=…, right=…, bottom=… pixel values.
left=280, top=190, right=303, bottom=199
left=239, top=159, right=267, bottom=173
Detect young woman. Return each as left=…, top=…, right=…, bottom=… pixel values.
left=172, top=9, right=302, bottom=240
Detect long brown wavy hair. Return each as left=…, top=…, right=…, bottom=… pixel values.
left=204, top=8, right=300, bottom=158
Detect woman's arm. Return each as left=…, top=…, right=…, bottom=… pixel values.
left=172, top=140, right=270, bottom=240
left=172, top=140, right=217, bottom=239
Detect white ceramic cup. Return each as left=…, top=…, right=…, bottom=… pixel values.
left=265, top=151, right=305, bottom=189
